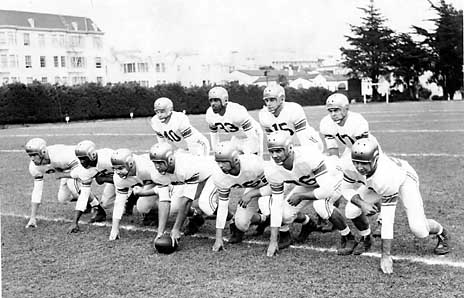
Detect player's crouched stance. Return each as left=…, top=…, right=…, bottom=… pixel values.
left=351, top=138, right=450, bottom=274
left=24, top=138, right=102, bottom=230
left=264, top=131, right=357, bottom=257
left=211, top=142, right=270, bottom=252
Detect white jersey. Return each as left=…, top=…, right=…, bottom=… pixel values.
left=161, top=151, right=216, bottom=185
left=319, top=111, right=369, bottom=154
left=213, top=154, right=268, bottom=198
left=259, top=102, right=321, bottom=150
left=151, top=111, right=209, bottom=156
left=264, top=146, right=342, bottom=196
left=29, top=144, right=80, bottom=179
left=70, top=148, right=114, bottom=182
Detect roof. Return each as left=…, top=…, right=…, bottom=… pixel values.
left=0, top=10, right=103, bottom=34
left=325, top=74, right=350, bottom=82
left=234, top=69, right=288, bottom=77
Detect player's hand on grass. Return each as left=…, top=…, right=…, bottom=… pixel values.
left=25, top=218, right=37, bottom=228
left=170, top=229, right=182, bottom=242
left=380, top=255, right=393, bottom=274
left=68, top=224, right=80, bottom=233
left=266, top=242, right=279, bottom=257
left=212, top=239, right=224, bottom=252
left=287, top=193, right=303, bottom=207
left=109, top=228, right=120, bottom=241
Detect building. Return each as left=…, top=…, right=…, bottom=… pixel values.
left=0, top=10, right=105, bottom=85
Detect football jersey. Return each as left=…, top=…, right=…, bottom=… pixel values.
left=364, top=154, right=416, bottom=204
left=29, top=144, right=80, bottom=179
left=213, top=154, right=268, bottom=197
left=160, top=152, right=216, bottom=185
left=206, top=102, right=259, bottom=135
left=151, top=111, right=201, bottom=145
left=264, top=146, right=341, bottom=193
left=71, top=148, right=114, bottom=181
left=259, top=102, right=320, bottom=145
left=320, top=111, right=369, bottom=153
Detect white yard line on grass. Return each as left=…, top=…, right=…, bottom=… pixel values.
left=2, top=212, right=463, bottom=269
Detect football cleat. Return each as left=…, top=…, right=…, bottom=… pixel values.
left=353, top=235, right=373, bottom=255
left=89, top=205, right=106, bottom=223
left=255, top=215, right=270, bottom=236
left=228, top=222, right=244, bottom=244
left=434, top=228, right=450, bottom=255
left=154, top=234, right=178, bottom=254
left=337, top=233, right=358, bottom=255
left=278, top=231, right=293, bottom=250
left=184, top=213, right=205, bottom=236
left=296, top=218, right=318, bottom=243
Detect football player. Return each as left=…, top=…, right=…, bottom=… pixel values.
left=109, top=148, right=169, bottom=240
left=259, top=84, right=323, bottom=151
left=264, top=131, right=357, bottom=257
left=319, top=93, right=375, bottom=233
left=151, top=97, right=210, bottom=156
left=351, top=138, right=450, bottom=274
left=24, top=138, right=101, bottom=229
left=149, top=143, right=222, bottom=241
left=206, top=86, right=264, bottom=156
left=211, top=141, right=271, bottom=252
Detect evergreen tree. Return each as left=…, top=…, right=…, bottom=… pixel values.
left=413, top=0, right=463, bottom=99
left=340, top=1, right=395, bottom=101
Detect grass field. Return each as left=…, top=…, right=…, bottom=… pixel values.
left=2, top=100, right=464, bottom=298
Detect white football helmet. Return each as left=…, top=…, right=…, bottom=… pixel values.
left=208, top=86, right=229, bottom=105
left=111, top=148, right=135, bottom=178
left=263, top=85, right=285, bottom=114
left=154, top=97, right=174, bottom=123
left=25, top=138, right=47, bottom=157
left=75, top=140, right=98, bottom=168
left=351, top=138, right=379, bottom=174
left=267, top=131, right=293, bottom=165
left=149, top=142, right=175, bottom=174
left=215, top=141, right=240, bottom=173
left=326, top=93, right=349, bottom=109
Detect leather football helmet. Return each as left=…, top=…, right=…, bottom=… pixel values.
left=25, top=137, right=47, bottom=157
left=208, top=86, right=229, bottom=105
left=75, top=140, right=98, bottom=168
left=154, top=97, right=174, bottom=123
left=215, top=141, right=240, bottom=168
left=263, top=85, right=285, bottom=113
left=351, top=138, right=380, bottom=171
left=326, top=93, right=349, bottom=109
left=111, top=148, right=135, bottom=172
left=267, top=131, right=293, bottom=165
left=149, top=142, right=175, bottom=174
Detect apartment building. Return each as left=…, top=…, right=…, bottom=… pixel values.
left=0, top=10, right=105, bottom=85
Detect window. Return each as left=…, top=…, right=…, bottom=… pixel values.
left=54, top=56, right=59, bottom=67
left=40, top=56, right=46, bottom=68
left=1, top=55, right=7, bottom=68
left=0, top=32, right=5, bottom=46
left=55, top=76, right=60, bottom=83
left=9, top=55, right=18, bottom=68
left=137, top=62, right=148, bottom=72
left=23, top=33, right=30, bottom=46
left=123, top=63, right=135, bottom=73
left=70, top=56, right=85, bottom=68
left=25, top=55, right=32, bottom=68
left=38, top=34, right=45, bottom=47
left=161, top=63, right=166, bottom=72
left=8, top=32, right=17, bottom=45
left=69, top=35, right=85, bottom=48
left=59, top=34, right=65, bottom=47
left=93, top=37, right=102, bottom=49
left=95, top=57, right=102, bottom=68
left=11, top=77, right=17, bottom=83
left=41, top=77, right=48, bottom=83
left=62, top=76, right=68, bottom=84
left=26, top=77, right=33, bottom=84
left=51, top=34, right=58, bottom=47
left=139, top=80, right=149, bottom=87
left=155, top=63, right=160, bottom=72
left=61, top=56, right=66, bottom=67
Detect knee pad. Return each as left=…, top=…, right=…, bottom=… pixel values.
left=313, top=199, right=334, bottom=220
left=281, top=205, right=297, bottom=226
left=198, top=192, right=218, bottom=217
left=234, top=207, right=250, bottom=232
left=345, top=202, right=362, bottom=219
left=136, top=196, right=157, bottom=214
left=409, top=222, right=429, bottom=239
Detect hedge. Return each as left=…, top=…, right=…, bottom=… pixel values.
left=0, top=81, right=333, bottom=124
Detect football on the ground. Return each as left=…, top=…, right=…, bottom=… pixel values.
left=154, top=234, right=178, bottom=254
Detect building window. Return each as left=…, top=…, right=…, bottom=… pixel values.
left=55, top=76, right=60, bottom=84
left=139, top=80, right=149, bottom=87
left=8, top=32, right=17, bottom=45
left=25, top=55, right=32, bottom=68
left=69, top=35, right=85, bottom=48
left=61, top=56, right=66, bottom=67
left=59, top=34, right=65, bottom=47
left=95, top=57, right=102, bottom=68
left=54, top=56, right=59, bottom=67
left=26, top=77, right=33, bottom=84
left=38, top=34, right=45, bottom=47
left=9, top=55, right=18, bottom=68
left=93, top=37, right=102, bottom=49
left=41, top=77, right=48, bottom=83
left=71, top=56, right=85, bottom=68
left=161, top=63, right=166, bottom=72
left=155, top=63, right=160, bottom=72
left=11, top=77, right=17, bottom=83
left=51, top=34, right=58, bottom=46
left=0, top=32, right=5, bottom=45
left=62, top=76, right=68, bottom=84
left=137, top=62, right=148, bottom=72
left=40, top=56, right=46, bottom=68
left=1, top=55, right=7, bottom=69
left=123, top=63, right=136, bottom=73
left=177, top=65, right=181, bottom=72
left=23, top=33, right=30, bottom=46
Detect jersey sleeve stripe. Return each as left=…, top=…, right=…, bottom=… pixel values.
left=241, top=119, right=252, bottom=131
left=313, top=161, right=328, bottom=178
left=270, top=183, right=284, bottom=194
left=181, top=127, right=193, bottom=138
left=382, top=193, right=398, bottom=204
left=209, top=124, right=218, bottom=132
left=294, top=119, right=307, bottom=132
left=355, top=132, right=369, bottom=140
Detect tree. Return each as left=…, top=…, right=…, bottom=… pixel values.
left=390, top=33, right=431, bottom=100
left=340, top=1, right=395, bottom=101
left=413, top=0, right=463, bottom=99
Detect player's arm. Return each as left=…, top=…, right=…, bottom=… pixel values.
left=212, top=186, right=231, bottom=252
left=110, top=186, right=129, bottom=240
left=69, top=177, right=92, bottom=233
left=378, top=191, right=399, bottom=274
left=150, top=117, right=166, bottom=143
left=26, top=162, right=44, bottom=228
left=267, top=182, right=284, bottom=256
left=206, top=113, right=220, bottom=152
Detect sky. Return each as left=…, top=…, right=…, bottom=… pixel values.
left=1, top=0, right=462, bottom=59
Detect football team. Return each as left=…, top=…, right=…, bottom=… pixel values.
left=23, top=86, right=450, bottom=274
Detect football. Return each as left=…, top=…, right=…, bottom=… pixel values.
left=154, top=234, right=178, bottom=254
